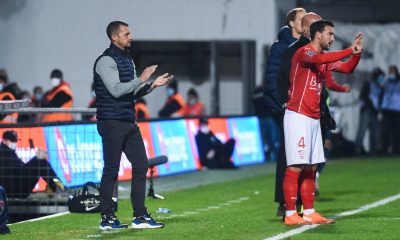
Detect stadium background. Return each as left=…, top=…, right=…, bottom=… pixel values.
left=1, top=0, right=400, bottom=239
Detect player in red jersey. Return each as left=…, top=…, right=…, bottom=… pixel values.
left=283, top=20, right=363, bottom=225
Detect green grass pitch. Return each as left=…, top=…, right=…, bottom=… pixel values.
left=5, top=158, right=400, bottom=240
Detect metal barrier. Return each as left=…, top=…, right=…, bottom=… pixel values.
left=0, top=105, right=97, bottom=222
left=0, top=104, right=266, bottom=222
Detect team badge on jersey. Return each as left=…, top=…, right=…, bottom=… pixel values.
left=306, top=50, right=316, bottom=56
left=298, top=150, right=306, bottom=159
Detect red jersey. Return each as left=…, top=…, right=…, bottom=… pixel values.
left=287, top=44, right=361, bottom=118
left=325, top=71, right=348, bottom=92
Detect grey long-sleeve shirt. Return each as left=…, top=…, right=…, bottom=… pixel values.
left=95, top=56, right=153, bottom=98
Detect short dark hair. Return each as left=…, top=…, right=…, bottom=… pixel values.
left=372, top=67, right=384, bottom=79
left=389, top=65, right=400, bottom=79
left=187, top=88, right=198, bottom=98
left=286, top=8, right=306, bottom=26
left=198, top=116, right=208, bottom=125
left=310, top=20, right=334, bottom=40
left=168, top=80, right=178, bottom=92
left=50, top=69, right=63, bottom=79
left=33, top=86, right=43, bottom=93
left=106, top=21, right=129, bottom=40
left=0, top=69, right=9, bottom=83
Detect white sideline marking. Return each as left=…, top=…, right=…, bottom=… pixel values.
left=183, top=211, right=199, bottom=215
left=207, top=206, right=221, bottom=209
left=365, top=217, right=400, bottom=220
left=264, top=193, right=400, bottom=240
left=9, top=211, right=70, bottom=225
left=156, top=196, right=250, bottom=220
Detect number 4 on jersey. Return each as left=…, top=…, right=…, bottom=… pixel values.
left=298, top=136, right=306, bottom=149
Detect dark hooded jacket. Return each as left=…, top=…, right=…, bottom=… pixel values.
left=263, top=26, right=297, bottom=114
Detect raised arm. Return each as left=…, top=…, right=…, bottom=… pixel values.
left=325, top=71, right=350, bottom=92
left=302, top=48, right=353, bottom=65
left=326, top=54, right=361, bottom=74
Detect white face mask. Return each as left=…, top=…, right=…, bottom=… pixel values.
left=200, top=125, right=210, bottom=134
left=0, top=83, right=4, bottom=92
left=91, top=91, right=96, bottom=97
left=50, top=78, right=61, bottom=87
left=7, top=142, right=17, bottom=150
left=388, top=74, right=396, bottom=80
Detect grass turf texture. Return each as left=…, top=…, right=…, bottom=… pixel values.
left=6, top=158, right=400, bottom=240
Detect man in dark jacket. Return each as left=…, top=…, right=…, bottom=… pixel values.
left=0, top=130, right=64, bottom=198
left=263, top=8, right=306, bottom=114
left=195, top=117, right=236, bottom=169
left=263, top=9, right=306, bottom=212
left=262, top=17, right=305, bottom=163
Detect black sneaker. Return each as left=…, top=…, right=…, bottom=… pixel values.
left=99, top=215, right=128, bottom=230
left=0, top=225, right=10, bottom=234
left=131, top=213, right=164, bottom=229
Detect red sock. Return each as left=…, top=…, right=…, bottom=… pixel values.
left=300, top=170, right=315, bottom=210
left=283, top=168, right=301, bottom=211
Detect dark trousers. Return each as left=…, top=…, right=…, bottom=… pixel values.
left=0, top=186, right=9, bottom=226
left=381, top=110, right=400, bottom=155
left=274, top=115, right=286, bottom=204
left=355, top=109, right=379, bottom=154
left=97, top=120, right=148, bottom=218
left=1, top=157, right=58, bottom=198
left=215, top=139, right=236, bottom=169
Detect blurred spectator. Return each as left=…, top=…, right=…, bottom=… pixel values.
left=0, top=69, right=8, bottom=84
left=5, top=83, right=22, bottom=100
left=84, top=82, right=97, bottom=121
left=252, top=85, right=280, bottom=161
left=183, top=88, right=204, bottom=117
left=158, top=80, right=185, bottom=118
left=195, top=116, right=236, bottom=169
left=0, top=130, right=65, bottom=198
left=42, top=69, right=74, bottom=122
left=0, top=76, right=18, bottom=124
left=380, top=65, right=400, bottom=155
left=355, top=68, right=385, bottom=155
left=17, top=91, right=34, bottom=123
left=135, top=98, right=150, bottom=120
left=31, top=86, right=44, bottom=108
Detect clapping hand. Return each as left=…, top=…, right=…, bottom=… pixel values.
left=140, top=65, right=158, bottom=81
left=151, top=73, right=174, bottom=89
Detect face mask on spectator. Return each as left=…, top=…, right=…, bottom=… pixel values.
left=7, top=142, right=17, bottom=150
left=92, top=91, right=96, bottom=97
left=50, top=78, right=61, bottom=87
left=200, top=125, right=210, bottom=134
left=388, top=74, right=396, bottom=82
left=35, top=93, right=43, bottom=100
left=0, top=83, right=3, bottom=92
left=188, top=98, right=196, bottom=105
left=377, top=75, right=385, bottom=85
left=166, top=88, right=174, bottom=97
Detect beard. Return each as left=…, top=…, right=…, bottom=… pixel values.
left=321, top=41, right=331, bottom=51
left=123, top=41, right=132, bottom=51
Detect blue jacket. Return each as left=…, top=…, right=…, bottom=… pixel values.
left=381, top=79, right=400, bottom=112
left=263, top=26, right=297, bottom=113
